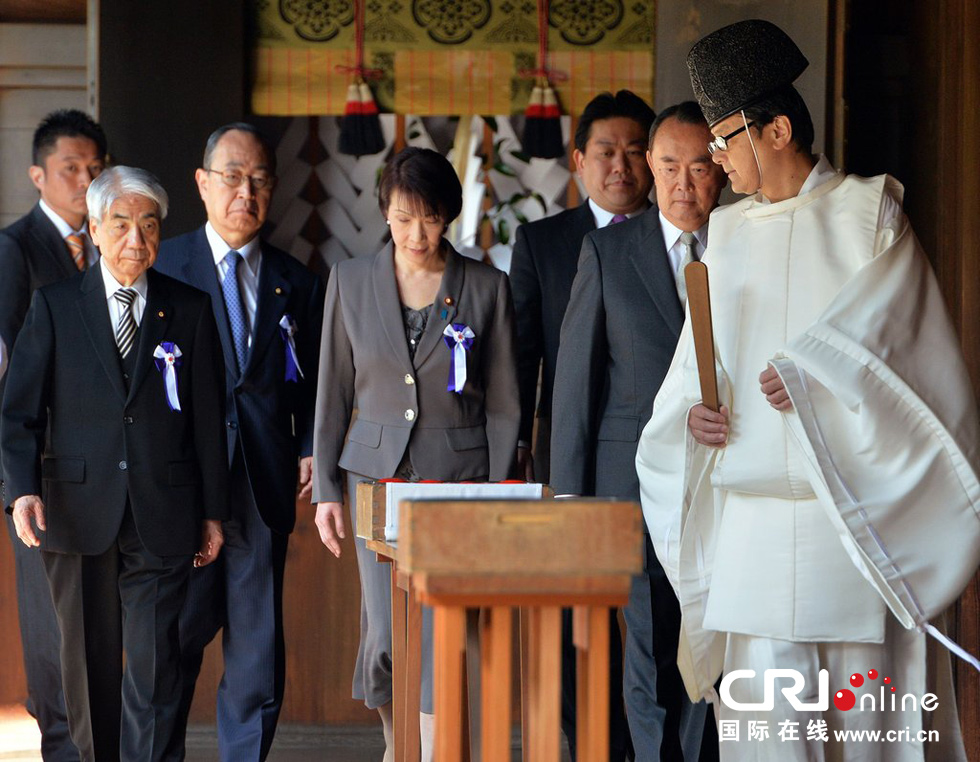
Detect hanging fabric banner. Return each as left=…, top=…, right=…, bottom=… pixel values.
left=250, top=0, right=655, bottom=115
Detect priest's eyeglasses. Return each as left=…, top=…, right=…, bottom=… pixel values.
left=707, top=121, right=756, bottom=155
left=205, top=169, right=276, bottom=190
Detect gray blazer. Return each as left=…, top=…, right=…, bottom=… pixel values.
left=312, top=242, right=520, bottom=502
left=550, top=207, right=684, bottom=500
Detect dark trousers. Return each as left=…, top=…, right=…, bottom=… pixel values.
left=41, top=509, right=192, bottom=762
left=172, top=456, right=288, bottom=762
left=560, top=608, right=631, bottom=761
left=5, top=513, right=79, bottom=761
left=623, top=535, right=718, bottom=762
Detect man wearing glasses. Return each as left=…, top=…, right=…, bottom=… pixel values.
left=637, top=19, right=974, bottom=760
left=155, top=123, right=324, bottom=761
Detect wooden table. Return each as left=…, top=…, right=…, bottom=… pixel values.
left=356, top=484, right=641, bottom=762
left=399, top=498, right=642, bottom=762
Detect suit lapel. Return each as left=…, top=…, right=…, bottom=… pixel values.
left=629, top=208, right=685, bottom=337
left=243, top=244, right=291, bottom=379
left=126, top=269, right=171, bottom=402
left=29, top=204, right=78, bottom=280
left=565, top=203, right=596, bottom=262
left=373, top=243, right=416, bottom=375
left=180, top=228, right=238, bottom=379
left=412, top=245, right=463, bottom=369
left=77, top=262, right=127, bottom=403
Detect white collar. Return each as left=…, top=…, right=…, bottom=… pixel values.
left=99, top=259, right=149, bottom=300
left=760, top=154, right=837, bottom=205
left=39, top=199, right=87, bottom=240
left=588, top=198, right=645, bottom=228
left=205, top=221, right=261, bottom=275
left=658, top=211, right=708, bottom=252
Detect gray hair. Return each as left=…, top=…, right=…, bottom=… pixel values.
left=202, top=122, right=277, bottom=174
left=86, top=166, right=169, bottom=222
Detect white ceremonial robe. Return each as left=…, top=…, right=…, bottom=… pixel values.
left=636, top=168, right=978, bottom=761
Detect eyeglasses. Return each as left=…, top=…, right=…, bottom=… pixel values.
left=205, top=168, right=275, bottom=190
left=707, top=121, right=756, bottom=155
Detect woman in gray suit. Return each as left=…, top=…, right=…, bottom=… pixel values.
left=311, top=147, right=520, bottom=759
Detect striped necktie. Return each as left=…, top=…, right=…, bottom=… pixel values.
left=66, top=233, right=86, bottom=271
left=113, top=288, right=138, bottom=358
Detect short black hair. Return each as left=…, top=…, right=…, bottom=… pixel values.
left=574, top=90, right=656, bottom=153
left=378, top=147, right=463, bottom=224
left=203, top=122, right=277, bottom=175
left=742, top=85, right=814, bottom=155
left=648, top=101, right=708, bottom=149
left=32, top=109, right=107, bottom=167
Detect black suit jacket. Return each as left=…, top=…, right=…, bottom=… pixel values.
left=509, top=203, right=595, bottom=446
left=0, top=204, right=80, bottom=411
left=1, top=264, right=229, bottom=556
left=155, top=228, right=324, bottom=535
left=550, top=207, right=684, bottom=500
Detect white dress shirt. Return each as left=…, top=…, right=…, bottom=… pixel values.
left=100, top=262, right=148, bottom=331
left=588, top=198, right=645, bottom=228
left=205, top=222, right=262, bottom=347
left=658, top=213, right=708, bottom=276
left=39, top=199, right=98, bottom=267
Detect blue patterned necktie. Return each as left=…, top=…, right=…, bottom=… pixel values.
left=221, top=250, right=249, bottom=374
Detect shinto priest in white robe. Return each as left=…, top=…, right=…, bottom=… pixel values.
left=635, top=158, right=979, bottom=760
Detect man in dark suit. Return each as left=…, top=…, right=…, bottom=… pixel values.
left=510, top=91, right=654, bottom=761
left=0, top=109, right=107, bottom=762
left=155, top=123, right=323, bottom=761
left=551, top=103, right=726, bottom=761
left=1, top=166, right=229, bottom=762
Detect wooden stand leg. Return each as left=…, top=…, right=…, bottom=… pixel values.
left=519, top=607, right=531, bottom=761
left=575, top=606, right=610, bottom=762
left=480, top=607, right=513, bottom=762
left=405, top=572, right=422, bottom=762
left=391, top=562, right=407, bottom=762
left=527, top=606, right=561, bottom=762
left=434, top=605, right=467, bottom=762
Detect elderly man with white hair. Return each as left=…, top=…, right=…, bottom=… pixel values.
left=1, top=166, right=229, bottom=762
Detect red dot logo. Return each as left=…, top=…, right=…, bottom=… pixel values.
left=868, top=669, right=878, bottom=680
left=849, top=673, right=864, bottom=688
left=883, top=677, right=891, bottom=685
left=834, top=689, right=856, bottom=711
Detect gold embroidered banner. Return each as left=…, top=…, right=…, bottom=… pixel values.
left=251, top=0, right=655, bottom=115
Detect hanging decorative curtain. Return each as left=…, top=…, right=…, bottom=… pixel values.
left=251, top=0, right=656, bottom=117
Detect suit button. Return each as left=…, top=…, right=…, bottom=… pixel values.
left=123, top=416, right=134, bottom=424
left=119, top=460, right=128, bottom=471
left=227, top=421, right=238, bottom=430
left=404, top=374, right=415, bottom=385
left=404, top=409, right=416, bottom=422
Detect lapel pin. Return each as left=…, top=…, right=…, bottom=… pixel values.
left=158, top=310, right=165, bottom=318
left=444, top=296, right=453, bottom=306
left=275, top=286, right=283, bottom=295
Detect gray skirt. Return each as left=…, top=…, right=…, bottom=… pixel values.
left=346, top=470, right=434, bottom=712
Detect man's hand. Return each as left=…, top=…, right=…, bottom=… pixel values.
left=315, top=501, right=346, bottom=558
left=11, top=495, right=45, bottom=547
left=194, top=520, right=224, bottom=567
left=759, top=366, right=793, bottom=411
left=515, top=445, right=534, bottom=482
left=688, top=404, right=730, bottom=447
left=297, top=456, right=314, bottom=502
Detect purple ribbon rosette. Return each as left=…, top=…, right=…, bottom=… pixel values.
left=442, top=323, right=475, bottom=394
left=278, top=314, right=304, bottom=382
left=152, top=342, right=183, bottom=411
